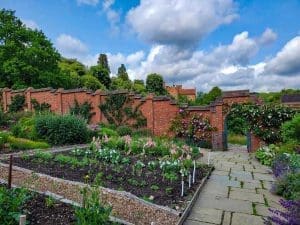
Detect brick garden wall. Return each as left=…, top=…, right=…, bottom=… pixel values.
left=1, top=87, right=261, bottom=151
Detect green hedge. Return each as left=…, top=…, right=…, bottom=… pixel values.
left=281, top=114, right=300, bottom=144
left=11, top=116, right=38, bottom=140
left=35, top=114, right=89, bottom=145
left=7, top=136, right=49, bottom=150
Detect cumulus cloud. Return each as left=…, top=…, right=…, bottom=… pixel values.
left=102, top=0, right=121, bottom=34
left=102, top=30, right=300, bottom=92
left=258, top=28, right=277, bottom=45
left=265, top=36, right=300, bottom=76
left=22, top=19, right=39, bottom=30
left=56, top=34, right=88, bottom=58
left=127, top=0, right=238, bottom=46
left=77, top=0, right=99, bottom=6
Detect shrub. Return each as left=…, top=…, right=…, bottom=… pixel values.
left=272, top=153, right=300, bottom=178
left=9, top=95, right=25, bottom=112
left=281, top=114, right=300, bottom=144
left=0, top=131, right=9, bottom=149
left=81, top=75, right=106, bottom=91
left=31, top=99, right=51, bottom=112
left=0, top=108, right=8, bottom=126
left=7, top=136, right=50, bottom=150
left=116, top=125, right=132, bottom=136
left=132, top=128, right=152, bottom=137
left=35, top=114, right=89, bottom=145
left=75, top=187, right=112, bottom=225
left=99, top=127, right=118, bottom=137
left=11, top=116, right=38, bottom=140
left=273, top=173, right=300, bottom=200
left=255, top=145, right=277, bottom=166
left=228, top=133, right=247, bottom=145
left=0, top=187, right=29, bottom=224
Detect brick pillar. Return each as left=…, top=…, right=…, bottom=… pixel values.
left=210, top=103, right=225, bottom=151
left=56, top=88, right=63, bottom=115
left=95, top=90, right=102, bottom=123
left=25, top=87, right=33, bottom=111
left=145, top=93, right=155, bottom=134
left=2, top=88, right=10, bottom=112
left=250, top=133, right=264, bottom=152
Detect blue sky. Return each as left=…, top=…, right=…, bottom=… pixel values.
left=1, top=0, right=300, bottom=91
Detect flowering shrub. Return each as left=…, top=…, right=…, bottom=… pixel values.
left=170, top=109, right=215, bottom=145
left=265, top=199, right=300, bottom=225
left=229, top=104, right=295, bottom=144
left=272, top=153, right=300, bottom=178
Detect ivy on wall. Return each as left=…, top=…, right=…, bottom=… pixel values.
left=31, top=98, right=51, bottom=112
left=9, top=94, right=25, bottom=112
left=229, top=104, right=296, bottom=144
left=99, top=93, right=147, bottom=128
left=69, top=99, right=95, bottom=122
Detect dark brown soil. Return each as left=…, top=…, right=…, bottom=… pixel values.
left=24, top=194, right=76, bottom=225
left=8, top=152, right=211, bottom=209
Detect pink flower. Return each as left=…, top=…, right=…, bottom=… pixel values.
left=123, top=135, right=132, bottom=146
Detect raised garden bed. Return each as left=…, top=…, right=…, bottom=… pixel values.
left=0, top=142, right=212, bottom=224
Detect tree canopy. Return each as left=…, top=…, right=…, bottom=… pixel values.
left=117, top=64, right=129, bottom=81
left=0, top=9, right=63, bottom=89
left=146, top=73, right=166, bottom=95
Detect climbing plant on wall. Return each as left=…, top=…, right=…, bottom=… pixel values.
left=229, top=104, right=295, bottom=144
left=31, top=98, right=51, bottom=112
left=99, top=93, right=146, bottom=128
left=69, top=99, right=95, bottom=122
left=170, top=108, right=216, bottom=146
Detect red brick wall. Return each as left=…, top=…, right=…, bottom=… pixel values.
left=1, top=87, right=262, bottom=151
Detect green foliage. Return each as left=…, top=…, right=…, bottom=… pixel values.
left=99, top=127, right=119, bottom=137
left=75, top=187, right=112, bottom=225
left=35, top=114, right=89, bottom=145
left=70, top=99, right=95, bottom=122
left=81, top=74, right=106, bottom=91
left=45, top=196, right=55, bottom=208
left=259, top=89, right=300, bottom=104
left=117, top=64, right=129, bottom=81
left=193, top=86, right=222, bottom=105
left=11, top=116, right=38, bottom=140
left=274, top=173, right=300, bottom=200
left=58, top=58, right=86, bottom=77
left=228, top=133, right=247, bottom=145
left=9, top=95, right=25, bottom=112
left=0, top=9, right=62, bottom=89
left=0, top=107, right=7, bottom=126
left=97, top=54, right=110, bottom=74
left=0, top=131, right=9, bottom=148
left=7, top=136, right=50, bottom=150
left=170, top=110, right=215, bottom=145
left=146, top=73, right=167, bottom=95
left=89, top=65, right=111, bottom=89
left=132, top=128, right=152, bottom=137
left=99, top=93, right=147, bottom=128
left=133, top=79, right=146, bottom=94
left=31, top=99, right=51, bottom=112
left=110, top=77, right=132, bottom=90
left=0, top=187, right=29, bottom=225
left=229, top=104, right=295, bottom=144
left=255, top=145, right=278, bottom=166
left=281, top=114, right=300, bottom=144
left=116, top=125, right=132, bottom=136
left=226, top=113, right=249, bottom=135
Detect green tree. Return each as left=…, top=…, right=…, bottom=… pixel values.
left=97, top=54, right=110, bottom=74
left=133, top=79, right=146, bottom=94
left=117, top=64, right=129, bottom=81
left=146, top=73, right=166, bottom=95
left=194, top=86, right=222, bottom=105
left=58, top=58, right=86, bottom=76
left=81, top=75, right=106, bottom=91
left=110, top=77, right=132, bottom=90
left=0, top=9, right=61, bottom=88
left=89, top=65, right=111, bottom=89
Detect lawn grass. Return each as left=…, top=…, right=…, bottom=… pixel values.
left=228, top=133, right=247, bottom=145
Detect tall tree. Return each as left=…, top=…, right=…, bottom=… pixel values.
left=97, top=54, right=110, bottom=74
left=146, top=73, right=166, bottom=95
left=0, top=9, right=62, bottom=89
left=117, top=64, right=129, bottom=81
left=89, top=65, right=111, bottom=89
left=194, top=86, right=222, bottom=105
left=59, top=58, right=86, bottom=76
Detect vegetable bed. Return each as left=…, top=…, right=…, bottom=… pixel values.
left=7, top=147, right=210, bottom=210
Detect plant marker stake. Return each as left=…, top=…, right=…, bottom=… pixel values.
left=188, top=173, right=191, bottom=188
left=19, top=215, right=26, bottom=225
left=181, top=172, right=184, bottom=197
left=8, top=155, right=13, bottom=189
left=192, top=160, right=196, bottom=183
left=207, top=152, right=211, bottom=165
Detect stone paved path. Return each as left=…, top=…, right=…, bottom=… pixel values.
left=184, top=145, right=282, bottom=225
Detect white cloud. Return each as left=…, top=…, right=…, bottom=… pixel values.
left=265, top=36, right=300, bottom=76
left=77, top=0, right=99, bottom=6
left=258, top=28, right=277, bottom=45
left=102, top=0, right=121, bottom=34
left=56, top=34, right=88, bottom=58
left=127, top=0, right=238, bottom=46
left=99, top=31, right=300, bottom=92
left=22, top=19, right=39, bottom=30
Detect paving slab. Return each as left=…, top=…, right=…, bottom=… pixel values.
left=230, top=171, right=252, bottom=180
left=253, top=173, right=275, bottom=182
left=230, top=187, right=256, bottom=194
left=242, top=181, right=262, bottom=189
left=188, top=208, right=223, bottom=224
left=229, top=189, right=265, bottom=204
left=222, top=211, right=231, bottom=225
left=212, top=170, right=229, bottom=176
left=195, top=196, right=253, bottom=214
left=184, top=220, right=214, bottom=225
left=231, top=213, right=264, bottom=225
left=255, top=204, right=271, bottom=217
